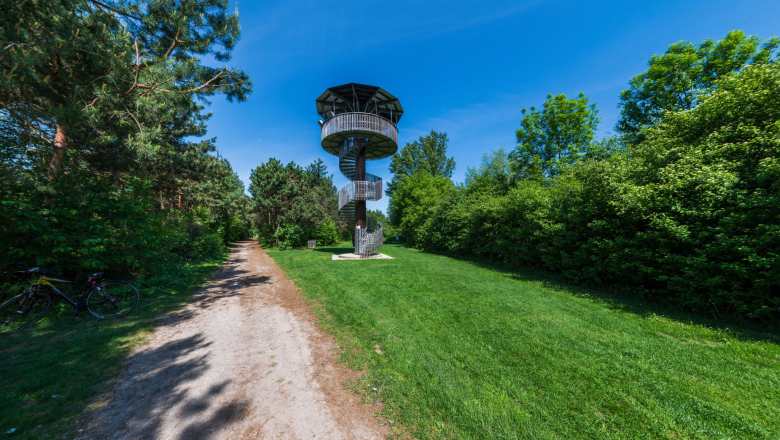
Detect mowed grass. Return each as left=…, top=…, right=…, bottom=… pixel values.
left=0, top=248, right=229, bottom=440
left=270, top=242, right=780, bottom=439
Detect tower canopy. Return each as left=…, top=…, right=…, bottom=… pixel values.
left=316, top=83, right=403, bottom=124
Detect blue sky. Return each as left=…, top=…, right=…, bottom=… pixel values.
left=203, top=0, right=780, bottom=213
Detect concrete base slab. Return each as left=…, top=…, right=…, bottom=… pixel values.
left=331, top=253, right=394, bottom=260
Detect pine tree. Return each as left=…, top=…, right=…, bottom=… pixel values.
left=1, top=0, right=252, bottom=183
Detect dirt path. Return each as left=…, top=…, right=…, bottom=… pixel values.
left=81, top=240, right=387, bottom=439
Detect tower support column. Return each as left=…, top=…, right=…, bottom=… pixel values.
left=355, top=145, right=367, bottom=231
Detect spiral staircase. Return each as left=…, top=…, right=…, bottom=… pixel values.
left=315, top=84, right=403, bottom=257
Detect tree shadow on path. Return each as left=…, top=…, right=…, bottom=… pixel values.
left=82, top=334, right=251, bottom=439
left=79, top=242, right=262, bottom=439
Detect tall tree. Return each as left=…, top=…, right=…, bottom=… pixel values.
left=616, top=30, right=779, bottom=143
left=249, top=158, right=337, bottom=246
left=249, top=158, right=292, bottom=234
left=509, top=93, right=599, bottom=181
left=0, top=0, right=252, bottom=182
left=464, top=147, right=511, bottom=189
left=304, top=158, right=333, bottom=189
left=386, top=130, right=455, bottom=198
left=387, top=171, right=455, bottom=241
left=0, top=0, right=254, bottom=272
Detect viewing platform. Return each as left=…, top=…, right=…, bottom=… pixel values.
left=320, top=112, right=398, bottom=159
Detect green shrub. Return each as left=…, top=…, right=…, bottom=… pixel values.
left=191, top=232, right=225, bottom=257
left=316, top=217, right=339, bottom=246
left=274, top=222, right=314, bottom=250
left=388, top=171, right=456, bottom=246
left=396, top=64, right=780, bottom=319
left=0, top=174, right=164, bottom=275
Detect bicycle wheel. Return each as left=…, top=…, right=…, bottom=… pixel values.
left=0, top=290, right=51, bottom=334
left=86, top=281, right=139, bottom=319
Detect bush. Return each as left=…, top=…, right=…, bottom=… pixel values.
left=388, top=171, right=456, bottom=246
left=396, top=64, right=780, bottom=319
left=191, top=232, right=225, bottom=257
left=0, top=175, right=164, bottom=275
left=274, top=222, right=315, bottom=250
left=316, top=217, right=339, bottom=246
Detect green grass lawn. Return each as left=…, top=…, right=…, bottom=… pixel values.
left=0, top=249, right=229, bottom=440
left=270, top=242, right=780, bottom=440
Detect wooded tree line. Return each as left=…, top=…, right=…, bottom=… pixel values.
left=0, top=0, right=254, bottom=283
left=248, top=158, right=341, bottom=250
left=388, top=31, right=780, bottom=319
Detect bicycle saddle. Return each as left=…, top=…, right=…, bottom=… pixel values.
left=80, top=272, right=104, bottom=278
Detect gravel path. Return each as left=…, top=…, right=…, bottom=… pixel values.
left=80, top=240, right=386, bottom=439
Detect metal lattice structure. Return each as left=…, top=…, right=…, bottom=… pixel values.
left=315, top=83, right=403, bottom=257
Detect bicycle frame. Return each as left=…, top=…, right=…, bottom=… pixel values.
left=35, top=276, right=93, bottom=308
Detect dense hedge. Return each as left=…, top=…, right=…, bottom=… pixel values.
left=398, top=64, right=780, bottom=319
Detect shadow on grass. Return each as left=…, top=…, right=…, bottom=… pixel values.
left=310, top=239, right=407, bottom=256
left=312, top=247, right=354, bottom=255
left=80, top=334, right=250, bottom=440
left=406, top=244, right=780, bottom=345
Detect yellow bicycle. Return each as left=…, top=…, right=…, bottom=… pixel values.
left=0, top=263, right=139, bottom=333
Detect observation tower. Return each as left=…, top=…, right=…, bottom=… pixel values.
left=315, top=83, right=403, bottom=257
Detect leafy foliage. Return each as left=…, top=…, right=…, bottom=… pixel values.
left=616, top=30, right=779, bottom=143
left=386, top=130, right=456, bottom=199
left=464, top=147, right=512, bottom=194
left=509, top=93, right=600, bottom=181
left=273, top=222, right=311, bottom=251
left=585, top=133, right=628, bottom=161
left=0, top=175, right=161, bottom=271
left=249, top=158, right=339, bottom=249
left=387, top=171, right=455, bottom=246
left=316, top=217, right=340, bottom=246
left=366, top=209, right=398, bottom=239
left=392, top=63, right=780, bottom=319
left=1, top=0, right=251, bottom=181
left=0, top=0, right=253, bottom=290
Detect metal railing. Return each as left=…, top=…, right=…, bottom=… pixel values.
left=354, top=217, right=383, bottom=258
left=322, top=112, right=398, bottom=145
left=324, top=112, right=394, bottom=257
left=337, top=178, right=383, bottom=212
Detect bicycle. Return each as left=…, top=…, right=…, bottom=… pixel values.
left=0, top=263, right=140, bottom=333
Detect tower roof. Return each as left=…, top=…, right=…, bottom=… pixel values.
left=316, top=83, right=403, bottom=124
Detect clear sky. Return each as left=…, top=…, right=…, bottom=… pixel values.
left=202, top=0, right=780, bottom=213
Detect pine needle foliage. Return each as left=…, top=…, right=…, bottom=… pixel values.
left=1, top=0, right=254, bottom=283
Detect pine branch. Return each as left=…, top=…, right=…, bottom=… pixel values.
left=87, top=0, right=142, bottom=21
left=120, top=37, right=141, bottom=97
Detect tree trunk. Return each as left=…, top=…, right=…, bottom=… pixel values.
left=353, top=147, right=367, bottom=248
left=112, top=169, right=122, bottom=187
left=48, top=125, right=67, bottom=181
